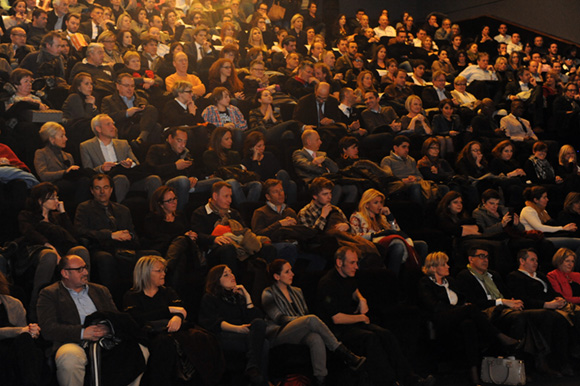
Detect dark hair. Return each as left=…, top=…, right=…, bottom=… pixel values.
left=523, top=186, right=547, bottom=202
left=481, top=189, right=501, bottom=203
left=212, top=86, right=230, bottom=104
left=491, top=140, right=514, bottom=159
left=335, top=245, right=360, bottom=264
left=243, top=131, right=265, bottom=159
left=338, top=136, right=358, bottom=154
left=263, top=179, right=282, bottom=196
left=517, top=248, right=538, bottom=262
left=456, top=141, right=486, bottom=168
left=438, top=98, right=454, bottom=111
left=393, top=135, right=410, bottom=148
left=532, top=141, right=548, bottom=153
left=564, top=192, right=580, bottom=213
left=421, top=137, right=440, bottom=156
left=467, top=245, right=488, bottom=257
left=70, top=72, right=93, bottom=95
left=211, top=181, right=232, bottom=195
left=116, top=72, right=134, bottom=84
left=32, top=7, right=47, bottom=19
left=0, top=271, right=9, bottom=295
left=268, top=258, right=289, bottom=280
left=309, top=176, right=334, bottom=196
left=27, top=182, right=58, bottom=213
left=116, top=29, right=133, bottom=47
left=208, top=126, right=233, bottom=164
left=149, top=186, right=176, bottom=215
left=9, top=68, right=33, bottom=86
left=90, top=173, right=112, bottom=188
left=205, top=264, right=228, bottom=296
left=436, top=191, right=463, bottom=216
left=282, top=35, right=297, bottom=47
left=164, top=126, right=188, bottom=139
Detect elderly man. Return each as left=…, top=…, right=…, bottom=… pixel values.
left=101, top=73, right=162, bottom=147
left=145, top=127, right=221, bottom=210
left=68, top=43, right=114, bottom=96
left=374, top=14, right=396, bottom=39
left=317, top=246, right=435, bottom=386
left=292, top=130, right=357, bottom=204
left=20, top=31, right=65, bottom=78
left=0, top=27, right=35, bottom=69
left=164, top=51, right=205, bottom=95
left=458, top=52, right=498, bottom=85
left=80, top=114, right=161, bottom=203
left=37, top=254, right=148, bottom=386
left=47, top=0, right=69, bottom=30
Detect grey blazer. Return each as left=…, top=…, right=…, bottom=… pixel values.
left=292, top=148, right=338, bottom=184
left=34, top=146, right=75, bottom=182
left=37, top=281, right=117, bottom=352
left=80, top=137, right=139, bottom=173
left=0, top=295, right=27, bottom=339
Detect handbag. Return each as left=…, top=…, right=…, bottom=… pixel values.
left=268, top=2, right=286, bottom=21
left=480, top=356, right=526, bottom=385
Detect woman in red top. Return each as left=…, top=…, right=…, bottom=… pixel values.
left=547, top=248, right=580, bottom=304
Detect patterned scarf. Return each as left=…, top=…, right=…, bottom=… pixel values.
left=467, top=264, right=502, bottom=300
left=269, top=284, right=309, bottom=319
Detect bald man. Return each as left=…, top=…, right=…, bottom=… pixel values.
left=0, top=27, right=35, bottom=68
left=164, top=51, right=206, bottom=96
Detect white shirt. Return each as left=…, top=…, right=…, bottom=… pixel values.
left=431, top=277, right=458, bottom=305
left=98, top=138, right=117, bottom=163
left=374, top=25, right=396, bottom=38
left=494, top=34, right=511, bottom=44
left=91, top=21, right=99, bottom=40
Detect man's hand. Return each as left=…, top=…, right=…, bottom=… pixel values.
left=503, top=299, right=524, bottom=311
left=320, top=117, right=334, bottom=126
left=280, top=217, right=297, bottom=226
left=545, top=298, right=566, bottom=309
left=189, top=176, right=198, bottom=188
left=529, top=77, right=537, bottom=87
left=66, top=165, right=80, bottom=173
left=237, top=324, right=251, bottom=333
left=83, top=325, right=110, bottom=341
left=127, top=106, right=143, bottom=117
left=320, top=203, right=332, bottom=218
left=390, top=120, right=402, bottom=132
left=403, top=176, right=417, bottom=184
left=101, top=161, right=117, bottom=172
left=334, top=223, right=350, bottom=232
left=175, top=159, right=193, bottom=170
left=119, top=158, right=133, bottom=168
left=358, top=314, right=370, bottom=324
left=111, top=230, right=132, bottom=241
left=187, top=100, right=197, bottom=114
left=185, top=230, right=197, bottom=240
left=167, top=315, right=182, bottom=332
left=357, top=297, right=369, bottom=314
left=312, top=156, right=326, bottom=166
left=349, top=120, right=360, bottom=131
left=214, top=235, right=232, bottom=245
left=356, top=128, right=368, bottom=136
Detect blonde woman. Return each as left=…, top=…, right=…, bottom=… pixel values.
left=97, top=30, right=123, bottom=67
left=350, top=188, right=427, bottom=274
left=400, top=95, right=432, bottom=136
left=418, top=252, right=519, bottom=385
left=557, top=144, right=580, bottom=191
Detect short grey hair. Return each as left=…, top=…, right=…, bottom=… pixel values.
left=172, top=80, right=193, bottom=97
left=86, top=43, right=104, bottom=57
left=132, top=255, right=166, bottom=292
left=39, top=122, right=65, bottom=142
left=90, top=113, right=112, bottom=136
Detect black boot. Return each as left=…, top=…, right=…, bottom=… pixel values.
left=335, top=344, right=366, bottom=371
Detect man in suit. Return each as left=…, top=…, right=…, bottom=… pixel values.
left=68, top=43, right=115, bottom=99
left=270, top=35, right=297, bottom=71
left=383, top=68, right=414, bottom=116
left=80, top=114, right=161, bottom=203
left=421, top=71, right=453, bottom=109
left=335, top=40, right=357, bottom=75
left=284, top=61, right=318, bottom=100
left=19, top=31, right=65, bottom=78
left=0, top=27, right=35, bottom=69
left=292, top=129, right=357, bottom=204
left=503, top=67, right=543, bottom=125
left=79, top=4, right=104, bottom=41
left=145, top=127, right=221, bottom=211
left=101, top=73, right=162, bottom=147
left=23, top=8, right=49, bottom=48
left=46, top=0, right=69, bottom=31
left=37, top=254, right=147, bottom=386
left=183, top=26, right=215, bottom=74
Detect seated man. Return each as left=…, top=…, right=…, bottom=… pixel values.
left=499, top=100, right=538, bottom=154
left=361, top=90, right=401, bottom=134
left=164, top=51, right=206, bottom=96
left=23, top=8, right=49, bottom=48
left=138, top=33, right=162, bottom=72
left=421, top=71, right=453, bottom=109
left=19, top=31, right=65, bottom=78
left=0, top=27, right=35, bottom=69
left=503, top=68, right=543, bottom=125
left=68, top=43, right=115, bottom=98
left=190, top=181, right=276, bottom=277
left=37, top=254, right=147, bottom=386
left=383, top=68, right=414, bottom=116
left=182, top=26, right=215, bottom=74
left=79, top=4, right=104, bottom=41
left=145, top=127, right=221, bottom=211
left=458, top=52, right=499, bottom=85
left=317, top=246, right=435, bottom=386
left=284, top=60, right=318, bottom=100
left=80, top=114, right=161, bottom=203
left=101, top=73, right=163, bottom=147
left=380, top=135, right=427, bottom=204
left=553, top=82, right=580, bottom=144
left=292, top=130, right=357, bottom=205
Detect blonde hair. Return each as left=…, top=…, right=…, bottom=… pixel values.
left=39, top=122, right=65, bottom=142
left=404, top=94, right=422, bottom=112
left=559, top=144, right=577, bottom=166
left=552, top=248, right=576, bottom=268
left=356, top=189, right=389, bottom=232
left=132, top=255, right=167, bottom=292
left=422, top=252, right=449, bottom=275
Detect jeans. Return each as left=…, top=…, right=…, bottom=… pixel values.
left=219, top=318, right=269, bottom=375
left=330, top=184, right=358, bottom=205
left=166, top=176, right=222, bottom=211
left=0, top=166, right=39, bottom=188
left=275, top=169, right=297, bottom=206
left=273, top=315, right=341, bottom=377
left=113, top=174, right=162, bottom=203
left=227, top=179, right=262, bottom=206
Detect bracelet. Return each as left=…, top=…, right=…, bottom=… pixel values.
left=247, top=302, right=253, bottom=306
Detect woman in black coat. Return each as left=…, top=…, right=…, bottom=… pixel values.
left=419, top=252, right=519, bottom=384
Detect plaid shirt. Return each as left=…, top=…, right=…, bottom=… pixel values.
left=298, top=201, right=350, bottom=232
left=201, top=105, right=248, bottom=130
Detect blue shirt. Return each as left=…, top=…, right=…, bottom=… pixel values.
left=63, top=283, right=97, bottom=339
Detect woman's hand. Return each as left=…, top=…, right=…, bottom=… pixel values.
left=555, top=176, right=564, bottom=184
left=563, top=223, right=578, bottom=232
left=21, top=323, right=41, bottom=338
left=169, top=306, right=187, bottom=319
left=237, top=323, right=251, bottom=333
left=185, top=230, right=197, bottom=240
left=381, top=206, right=391, bottom=215
left=501, top=213, right=512, bottom=227
left=86, top=95, right=96, bottom=105
left=234, top=91, right=245, bottom=99
left=167, top=315, right=182, bottom=332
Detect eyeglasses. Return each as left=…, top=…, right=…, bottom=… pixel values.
left=455, top=83, right=467, bottom=86
left=182, top=90, right=193, bottom=93
left=119, top=83, right=135, bottom=87
left=471, top=254, right=489, bottom=259
left=65, top=265, right=88, bottom=272
left=161, top=196, right=178, bottom=204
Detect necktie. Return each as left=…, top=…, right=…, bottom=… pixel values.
left=347, top=107, right=353, bottom=117
left=104, top=206, right=117, bottom=231
left=318, top=102, right=324, bottom=127
left=198, top=46, right=204, bottom=61
left=515, top=117, right=527, bottom=136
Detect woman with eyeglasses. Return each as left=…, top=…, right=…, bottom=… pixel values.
left=124, top=255, right=223, bottom=386
left=207, top=58, right=245, bottom=99
left=97, top=30, right=123, bottom=68
left=344, top=53, right=367, bottom=89
left=18, top=182, right=90, bottom=320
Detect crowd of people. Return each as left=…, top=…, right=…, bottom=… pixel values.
left=1, top=0, right=580, bottom=385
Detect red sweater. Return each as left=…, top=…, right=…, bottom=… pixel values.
left=0, top=144, right=29, bottom=172
left=547, top=268, right=580, bottom=304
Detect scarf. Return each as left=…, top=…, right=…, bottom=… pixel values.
left=528, top=155, right=555, bottom=181
left=525, top=200, right=551, bottom=224
left=467, top=264, right=502, bottom=300
left=269, top=284, right=309, bottom=321
left=208, top=200, right=231, bottom=220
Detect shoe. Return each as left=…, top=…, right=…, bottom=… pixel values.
left=335, top=343, right=366, bottom=371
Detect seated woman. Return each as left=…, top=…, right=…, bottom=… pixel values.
left=409, top=60, right=428, bottom=86
left=203, top=127, right=262, bottom=206
left=400, top=95, right=432, bottom=137
left=162, top=9, right=185, bottom=42
left=548, top=248, right=580, bottom=304
left=62, top=72, right=99, bottom=125
left=368, top=45, right=389, bottom=84
left=17, top=182, right=90, bottom=319
left=34, top=122, right=92, bottom=210
left=262, top=259, right=365, bottom=385
left=350, top=189, right=427, bottom=275
left=5, top=69, right=49, bottom=111
left=520, top=186, right=580, bottom=256
left=354, top=70, right=378, bottom=104
left=418, top=252, right=519, bottom=385
left=202, top=87, right=248, bottom=149
left=557, top=144, right=580, bottom=192
left=207, top=58, right=245, bottom=100
left=431, top=99, right=463, bottom=155
left=557, top=192, right=580, bottom=238
left=98, top=30, right=124, bottom=68
left=248, top=89, right=301, bottom=147
left=431, top=49, right=455, bottom=80
left=241, top=132, right=297, bottom=205
left=199, top=265, right=269, bottom=385
left=123, top=255, right=222, bottom=386
left=450, top=75, right=480, bottom=111
left=455, top=141, right=501, bottom=197
left=344, top=53, right=367, bottom=89
left=0, top=271, right=44, bottom=386
left=523, top=141, right=562, bottom=186
left=489, top=140, right=525, bottom=208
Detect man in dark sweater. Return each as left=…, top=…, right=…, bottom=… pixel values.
left=145, top=127, right=221, bottom=210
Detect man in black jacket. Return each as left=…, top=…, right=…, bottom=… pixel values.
left=145, top=127, right=221, bottom=210
left=19, top=31, right=65, bottom=78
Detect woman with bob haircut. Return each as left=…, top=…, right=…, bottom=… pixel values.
left=557, top=144, right=580, bottom=191
left=557, top=192, right=580, bottom=238
left=547, top=248, right=580, bottom=304
left=418, top=251, right=519, bottom=384
left=199, top=264, right=270, bottom=385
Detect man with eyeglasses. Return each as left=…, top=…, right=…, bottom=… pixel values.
left=0, top=27, right=34, bottom=68
left=37, top=254, right=148, bottom=386
left=101, top=72, right=163, bottom=148
left=553, top=83, right=580, bottom=144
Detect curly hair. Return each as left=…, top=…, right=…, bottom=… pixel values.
left=208, top=58, right=243, bottom=93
